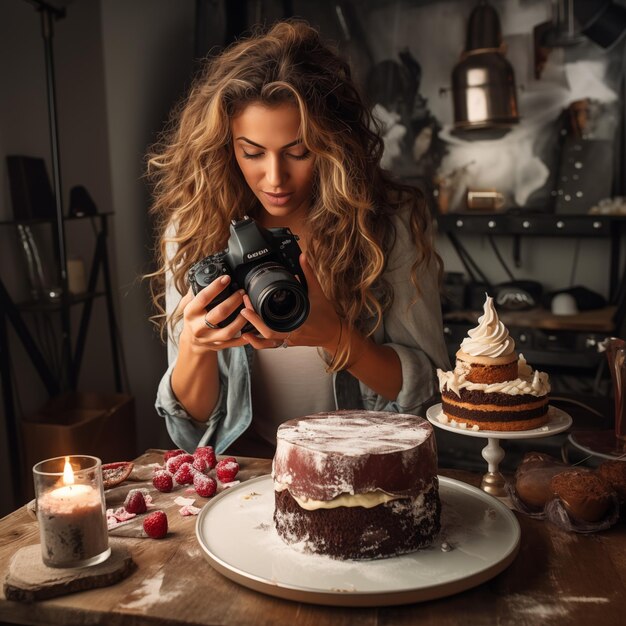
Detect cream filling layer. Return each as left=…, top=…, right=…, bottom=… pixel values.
left=274, top=481, right=405, bottom=511
left=437, top=354, right=551, bottom=398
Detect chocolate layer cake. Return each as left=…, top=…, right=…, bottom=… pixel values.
left=437, top=295, right=550, bottom=431
left=272, top=411, right=441, bottom=560
left=439, top=380, right=550, bottom=431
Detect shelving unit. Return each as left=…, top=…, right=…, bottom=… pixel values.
left=0, top=212, right=123, bottom=501
left=436, top=211, right=626, bottom=373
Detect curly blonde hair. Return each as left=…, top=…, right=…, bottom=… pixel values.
left=147, top=19, right=439, bottom=371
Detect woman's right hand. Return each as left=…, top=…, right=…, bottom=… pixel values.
left=178, top=275, right=250, bottom=353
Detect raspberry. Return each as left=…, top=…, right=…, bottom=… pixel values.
left=152, top=470, right=174, bottom=493
left=173, top=462, right=195, bottom=485
left=163, top=448, right=185, bottom=462
left=193, top=473, right=217, bottom=498
left=192, top=456, right=209, bottom=474
left=143, top=510, right=168, bottom=539
left=216, top=458, right=239, bottom=483
left=166, top=453, right=194, bottom=474
left=124, top=489, right=147, bottom=514
left=194, top=446, right=216, bottom=469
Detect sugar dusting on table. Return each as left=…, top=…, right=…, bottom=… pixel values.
left=120, top=570, right=185, bottom=611
left=505, top=593, right=610, bottom=620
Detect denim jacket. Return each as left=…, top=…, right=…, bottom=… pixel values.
left=155, top=209, right=450, bottom=453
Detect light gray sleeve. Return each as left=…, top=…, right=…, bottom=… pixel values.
left=359, top=208, right=450, bottom=415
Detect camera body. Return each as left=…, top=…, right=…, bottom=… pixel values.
left=188, top=216, right=309, bottom=333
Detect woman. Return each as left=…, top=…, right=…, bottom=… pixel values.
left=148, top=20, right=449, bottom=457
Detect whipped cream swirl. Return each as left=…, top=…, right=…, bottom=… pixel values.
left=460, top=295, right=515, bottom=357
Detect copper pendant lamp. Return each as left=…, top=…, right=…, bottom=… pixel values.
left=451, top=0, right=519, bottom=138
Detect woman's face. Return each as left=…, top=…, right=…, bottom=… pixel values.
left=231, top=102, right=315, bottom=225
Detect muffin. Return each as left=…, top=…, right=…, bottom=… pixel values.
left=514, top=452, right=569, bottom=511
left=597, top=460, right=626, bottom=504
left=550, top=470, right=614, bottom=523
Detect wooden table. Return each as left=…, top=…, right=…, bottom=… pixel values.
left=1, top=450, right=625, bottom=626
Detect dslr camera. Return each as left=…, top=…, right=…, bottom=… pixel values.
left=188, top=216, right=309, bottom=333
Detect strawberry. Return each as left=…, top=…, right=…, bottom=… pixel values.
left=163, top=449, right=185, bottom=462
left=193, top=473, right=217, bottom=498
left=216, top=458, right=239, bottom=483
left=143, top=511, right=168, bottom=539
left=152, top=470, right=174, bottom=493
left=192, top=456, right=209, bottom=474
left=124, top=489, right=147, bottom=514
left=173, top=462, right=195, bottom=485
left=194, top=446, right=216, bottom=469
left=166, top=453, right=194, bottom=475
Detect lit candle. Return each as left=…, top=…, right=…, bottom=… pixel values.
left=33, top=455, right=111, bottom=568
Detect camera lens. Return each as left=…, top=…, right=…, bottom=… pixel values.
left=245, top=263, right=309, bottom=332
left=266, top=289, right=296, bottom=319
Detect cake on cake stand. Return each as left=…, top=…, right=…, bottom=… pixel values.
left=426, top=404, right=573, bottom=498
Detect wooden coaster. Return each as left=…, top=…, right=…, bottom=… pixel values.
left=4, top=540, right=136, bottom=603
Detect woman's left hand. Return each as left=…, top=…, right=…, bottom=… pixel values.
left=240, top=253, right=341, bottom=352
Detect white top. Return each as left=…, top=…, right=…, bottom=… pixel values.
left=251, top=346, right=335, bottom=445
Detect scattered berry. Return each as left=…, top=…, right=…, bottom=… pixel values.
left=166, top=453, right=194, bottom=474
left=194, top=446, right=216, bottom=469
left=143, top=510, right=168, bottom=539
left=124, top=489, right=147, bottom=514
left=163, top=449, right=185, bottom=462
left=216, top=458, right=239, bottom=483
left=192, top=456, right=209, bottom=474
left=173, top=462, right=195, bottom=485
left=193, top=473, right=217, bottom=498
left=152, top=470, right=174, bottom=493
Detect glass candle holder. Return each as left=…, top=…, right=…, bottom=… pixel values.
left=33, top=455, right=111, bottom=568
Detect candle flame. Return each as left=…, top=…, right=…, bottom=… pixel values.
left=63, top=456, right=75, bottom=485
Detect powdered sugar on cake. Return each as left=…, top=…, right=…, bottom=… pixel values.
left=272, top=411, right=438, bottom=501
left=276, top=411, right=431, bottom=454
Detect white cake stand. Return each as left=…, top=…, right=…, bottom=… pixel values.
left=426, top=404, right=573, bottom=498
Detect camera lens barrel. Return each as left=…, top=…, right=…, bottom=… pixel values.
left=245, top=263, right=309, bottom=332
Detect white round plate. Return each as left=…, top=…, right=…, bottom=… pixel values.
left=426, top=403, right=572, bottom=440
left=195, top=475, right=520, bottom=607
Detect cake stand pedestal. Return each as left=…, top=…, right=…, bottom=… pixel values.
left=426, top=405, right=573, bottom=498
left=479, top=438, right=507, bottom=496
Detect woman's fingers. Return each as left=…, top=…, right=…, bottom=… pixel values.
left=239, top=307, right=270, bottom=338
left=185, top=275, right=231, bottom=317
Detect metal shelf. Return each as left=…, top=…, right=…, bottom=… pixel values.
left=436, top=212, right=619, bottom=236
